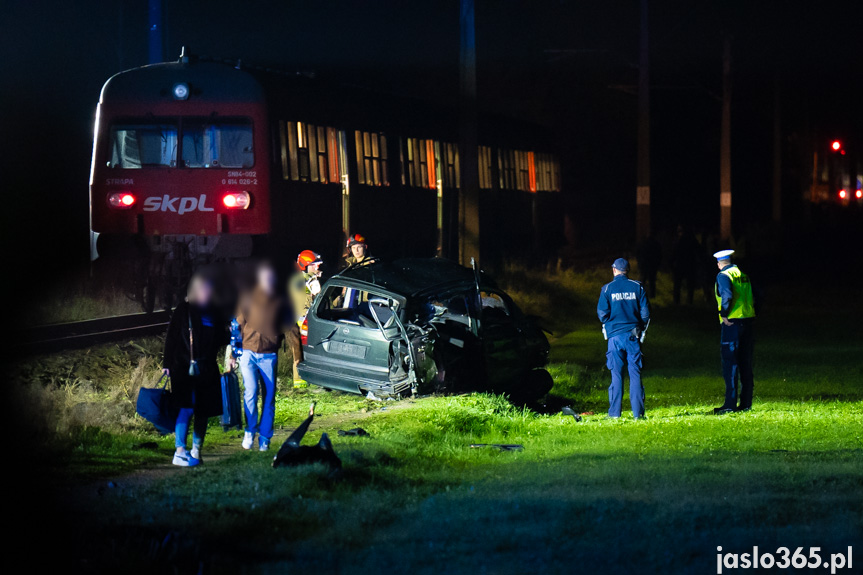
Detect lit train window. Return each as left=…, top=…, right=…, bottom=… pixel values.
left=442, top=143, right=460, bottom=188
left=182, top=119, right=253, bottom=168
left=109, top=122, right=178, bottom=168
left=405, top=138, right=436, bottom=189
left=534, top=153, right=561, bottom=192
left=478, top=146, right=493, bottom=189
left=355, top=131, right=389, bottom=186
left=498, top=149, right=516, bottom=190
left=283, top=121, right=341, bottom=183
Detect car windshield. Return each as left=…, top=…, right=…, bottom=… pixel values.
left=108, top=118, right=253, bottom=169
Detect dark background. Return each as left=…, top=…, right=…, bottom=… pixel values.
left=2, top=0, right=862, bottom=288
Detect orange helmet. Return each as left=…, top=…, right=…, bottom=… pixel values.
left=297, top=250, right=323, bottom=271
left=346, top=233, right=367, bottom=248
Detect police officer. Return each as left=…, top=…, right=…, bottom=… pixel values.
left=712, top=250, right=756, bottom=414
left=597, top=258, right=651, bottom=419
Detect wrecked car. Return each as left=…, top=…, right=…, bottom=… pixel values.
left=297, top=258, right=552, bottom=401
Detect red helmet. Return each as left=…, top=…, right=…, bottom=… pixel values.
left=297, top=250, right=323, bottom=271
left=346, top=233, right=367, bottom=248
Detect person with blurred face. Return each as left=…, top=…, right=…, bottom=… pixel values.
left=342, top=234, right=372, bottom=269
left=163, top=273, right=229, bottom=467
left=231, top=261, right=290, bottom=452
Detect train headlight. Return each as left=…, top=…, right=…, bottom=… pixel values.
left=172, top=83, right=189, bottom=100
left=107, top=192, right=136, bottom=209
left=222, top=191, right=250, bottom=209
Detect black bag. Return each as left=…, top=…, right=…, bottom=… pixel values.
left=136, top=375, right=178, bottom=435
left=220, top=370, right=244, bottom=431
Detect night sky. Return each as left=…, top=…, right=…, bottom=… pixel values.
left=2, top=0, right=862, bottom=281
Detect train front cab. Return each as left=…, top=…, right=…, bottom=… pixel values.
left=89, top=60, right=270, bottom=310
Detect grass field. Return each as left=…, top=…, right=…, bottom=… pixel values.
left=14, top=267, right=863, bottom=573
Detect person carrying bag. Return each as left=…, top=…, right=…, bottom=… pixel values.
left=162, top=273, right=229, bottom=467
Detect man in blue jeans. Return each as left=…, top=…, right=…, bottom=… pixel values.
left=230, top=261, right=290, bottom=451
left=597, top=258, right=652, bottom=419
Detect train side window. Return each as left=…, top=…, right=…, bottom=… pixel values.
left=405, top=138, right=436, bottom=189
left=355, top=130, right=388, bottom=186
left=283, top=121, right=340, bottom=183
left=442, top=143, right=460, bottom=188
left=109, top=122, right=178, bottom=168
left=498, top=149, right=516, bottom=190
left=478, top=145, right=492, bottom=189
left=182, top=120, right=253, bottom=168
left=535, top=153, right=560, bottom=192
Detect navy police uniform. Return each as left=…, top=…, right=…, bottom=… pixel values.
left=713, top=250, right=756, bottom=413
left=597, top=259, right=651, bottom=418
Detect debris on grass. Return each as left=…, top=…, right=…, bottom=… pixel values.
left=469, top=443, right=524, bottom=451
left=561, top=406, right=583, bottom=422
left=337, top=428, right=371, bottom=437
left=273, top=402, right=342, bottom=475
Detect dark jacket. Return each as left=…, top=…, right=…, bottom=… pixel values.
left=597, top=274, right=651, bottom=338
left=163, top=301, right=229, bottom=417
left=236, top=287, right=290, bottom=354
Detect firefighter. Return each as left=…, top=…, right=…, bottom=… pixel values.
left=597, top=258, right=651, bottom=419
left=712, top=250, right=757, bottom=414
left=287, top=250, right=324, bottom=388
left=343, top=234, right=372, bottom=269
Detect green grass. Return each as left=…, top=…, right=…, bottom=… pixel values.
left=15, top=267, right=863, bottom=573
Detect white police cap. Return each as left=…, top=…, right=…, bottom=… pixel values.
left=713, top=249, right=735, bottom=261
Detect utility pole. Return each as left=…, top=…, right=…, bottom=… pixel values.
left=772, top=72, right=782, bottom=224
left=148, top=0, right=164, bottom=64
left=635, top=0, right=651, bottom=241
left=719, top=35, right=733, bottom=241
left=458, top=0, right=481, bottom=266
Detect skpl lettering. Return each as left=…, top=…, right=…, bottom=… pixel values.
left=142, top=195, right=215, bottom=214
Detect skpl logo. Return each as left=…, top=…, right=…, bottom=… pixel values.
left=142, top=195, right=215, bottom=215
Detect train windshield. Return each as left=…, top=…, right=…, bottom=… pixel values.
left=182, top=120, right=254, bottom=168
left=110, top=122, right=178, bottom=168
left=107, top=118, right=253, bottom=169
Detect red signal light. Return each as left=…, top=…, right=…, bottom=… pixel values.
left=107, top=192, right=136, bottom=209
left=222, top=191, right=250, bottom=209
left=831, top=140, right=841, bottom=151
left=300, top=318, right=309, bottom=346
left=838, top=189, right=847, bottom=199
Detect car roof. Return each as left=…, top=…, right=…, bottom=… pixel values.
left=332, top=258, right=495, bottom=298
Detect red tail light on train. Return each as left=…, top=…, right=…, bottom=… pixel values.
left=222, top=191, right=251, bottom=209
left=107, top=192, right=136, bottom=209
left=838, top=190, right=847, bottom=200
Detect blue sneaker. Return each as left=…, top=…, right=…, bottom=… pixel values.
left=258, top=437, right=270, bottom=452
left=172, top=449, right=200, bottom=467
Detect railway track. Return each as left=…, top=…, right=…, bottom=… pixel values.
left=19, top=311, right=172, bottom=354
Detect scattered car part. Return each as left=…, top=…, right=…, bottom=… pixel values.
left=469, top=444, right=525, bottom=451
left=272, top=402, right=342, bottom=474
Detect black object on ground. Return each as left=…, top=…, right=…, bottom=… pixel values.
left=561, top=406, right=583, bottom=422
left=469, top=444, right=524, bottom=451
left=131, top=442, right=159, bottom=450
left=273, top=402, right=342, bottom=474
left=337, top=428, right=370, bottom=437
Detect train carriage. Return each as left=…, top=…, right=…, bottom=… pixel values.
left=90, top=52, right=563, bottom=311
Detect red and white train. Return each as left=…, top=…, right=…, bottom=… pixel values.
left=90, top=52, right=564, bottom=311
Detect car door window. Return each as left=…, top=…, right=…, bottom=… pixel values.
left=317, top=285, right=399, bottom=333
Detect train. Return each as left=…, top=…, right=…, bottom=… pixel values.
left=89, top=51, right=564, bottom=311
